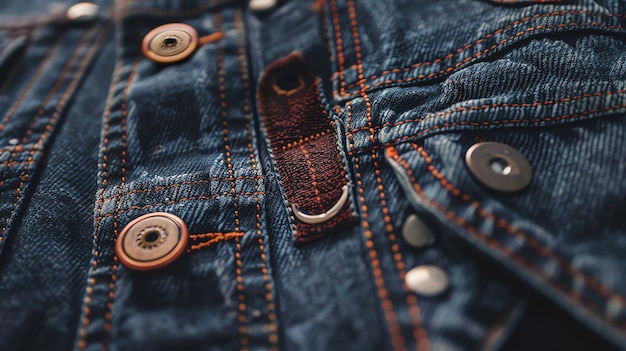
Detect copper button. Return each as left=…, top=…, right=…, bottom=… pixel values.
left=142, top=23, right=198, bottom=64
left=465, top=142, right=532, bottom=192
left=116, top=212, right=188, bottom=271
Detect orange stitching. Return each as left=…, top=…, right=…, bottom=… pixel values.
left=280, top=129, right=331, bottom=150
left=235, top=9, right=279, bottom=350
left=0, top=33, right=65, bottom=133
left=411, top=144, right=625, bottom=305
left=372, top=150, right=430, bottom=351
left=198, top=31, right=225, bottom=46
left=299, top=144, right=326, bottom=213
left=189, top=231, right=243, bottom=239
left=329, top=0, right=347, bottom=96
left=385, top=146, right=625, bottom=328
left=98, top=175, right=264, bottom=202
left=347, top=103, right=626, bottom=156
left=104, top=57, right=140, bottom=351
left=217, top=13, right=249, bottom=351
left=347, top=90, right=626, bottom=134
left=1, top=28, right=101, bottom=238
left=77, top=59, right=124, bottom=351
left=188, top=232, right=245, bottom=251
left=348, top=102, right=407, bottom=351
left=94, top=191, right=266, bottom=221
left=334, top=11, right=625, bottom=94
left=348, top=2, right=409, bottom=347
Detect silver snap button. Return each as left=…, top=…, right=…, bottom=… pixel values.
left=142, top=23, right=198, bottom=64
left=250, top=0, right=278, bottom=12
left=67, top=2, right=99, bottom=21
left=406, top=265, right=449, bottom=297
left=465, top=142, right=532, bottom=192
left=402, top=214, right=435, bottom=248
left=116, top=212, right=188, bottom=271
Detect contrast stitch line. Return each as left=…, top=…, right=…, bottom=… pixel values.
left=216, top=13, right=249, bottom=351
left=235, top=9, right=279, bottom=350
left=279, top=129, right=331, bottom=151
left=1, top=28, right=99, bottom=240
left=334, top=10, right=626, bottom=94
left=329, top=0, right=347, bottom=97
left=372, top=149, right=430, bottom=351
left=188, top=232, right=245, bottom=251
left=98, top=175, right=264, bottom=202
left=77, top=61, right=124, bottom=351
left=21, top=28, right=99, bottom=145
left=386, top=146, right=626, bottom=328
left=347, top=103, right=626, bottom=156
left=348, top=102, right=406, bottom=351
left=103, top=57, right=140, bottom=351
left=94, top=192, right=266, bottom=220
left=347, top=90, right=626, bottom=134
left=298, top=144, right=326, bottom=213
left=411, top=144, right=626, bottom=306
left=0, top=33, right=65, bottom=132
left=348, top=0, right=410, bottom=348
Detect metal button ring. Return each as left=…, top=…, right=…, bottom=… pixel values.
left=67, top=2, right=99, bottom=21
left=142, top=23, right=198, bottom=64
left=465, top=142, right=532, bottom=192
left=116, top=212, right=188, bottom=271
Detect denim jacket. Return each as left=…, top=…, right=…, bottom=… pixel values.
left=0, top=0, right=625, bottom=350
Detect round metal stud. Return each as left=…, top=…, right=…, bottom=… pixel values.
left=142, top=23, right=198, bottom=64
left=465, top=142, right=532, bottom=192
left=406, top=265, right=449, bottom=297
left=67, top=2, right=99, bottom=21
left=402, top=214, right=435, bottom=248
left=116, top=212, right=188, bottom=271
left=250, top=0, right=278, bottom=12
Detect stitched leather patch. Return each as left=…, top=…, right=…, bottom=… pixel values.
left=259, top=53, right=351, bottom=243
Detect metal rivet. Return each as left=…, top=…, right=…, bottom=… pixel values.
left=250, top=0, right=278, bottom=12
left=465, top=142, right=532, bottom=192
left=8, top=138, right=19, bottom=145
left=402, top=214, right=435, bottom=248
left=116, top=212, right=188, bottom=271
left=67, top=2, right=99, bottom=21
left=406, top=265, right=449, bottom=297
left=142, top=23, right=198, bottom=64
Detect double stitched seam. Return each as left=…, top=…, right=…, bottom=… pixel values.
left=388, top=145, right=626, bottom=330
left=1, top=27, right=105, bottom=243
left=188, top=232, right=245, bottom=251
left=235, top=9, right=279, bottom=350
left=0, top=34, right=64, bottom=132
left=350, top=103, right=406, bottom=351
left=348, top=90, right=626, bottom=135
left=95, top=192, right=266, bottom=220
left=348, top=103, right=626, bottom=157
left=215, top=13, right=250, bottom=351
left=104, top=57, right=140, bottom=351
left=347, top=0, right=428, bottom=349
left=372, top=146, right=430, bottom=351
left=78, top=61, right=124, bottom=351
left=97, top=175, right=264, bottom=202
left=333, top=10, right=626, bottom=96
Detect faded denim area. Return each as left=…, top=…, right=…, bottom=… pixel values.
left=0, top=0, right=624, bottom=351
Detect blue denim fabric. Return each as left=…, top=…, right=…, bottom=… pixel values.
left=0, top=0, right=625, bottom=350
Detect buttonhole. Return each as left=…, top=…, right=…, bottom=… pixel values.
left=489, top=157, right=512, bottom=176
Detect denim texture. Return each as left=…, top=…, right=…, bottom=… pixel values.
left=0, top=0, right=624, bottom=350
